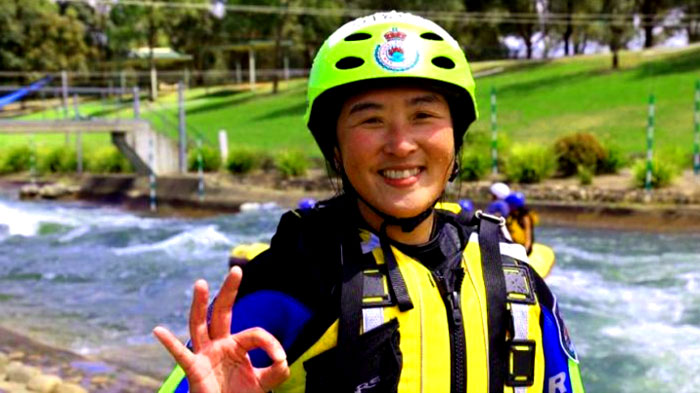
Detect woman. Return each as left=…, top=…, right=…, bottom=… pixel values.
left=155, top=12, right=584, bottom=393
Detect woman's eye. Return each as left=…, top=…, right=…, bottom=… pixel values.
left=415, top=112, right=433, bottom=120
left=362, top=117, right=382, bottom=124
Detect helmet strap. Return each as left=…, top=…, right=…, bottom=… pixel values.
left=341, top=174, right=437, bottom=233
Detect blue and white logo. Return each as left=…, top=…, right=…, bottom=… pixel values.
left=374, top=27, right=419, bottom=72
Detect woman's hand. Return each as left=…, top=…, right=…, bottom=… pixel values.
left=153, top=266, right=290, bottom=393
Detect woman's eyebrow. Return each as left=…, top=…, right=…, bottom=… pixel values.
left=348, top=101, right=383, bottom=115
left=407, top=93, right=442, bottom=106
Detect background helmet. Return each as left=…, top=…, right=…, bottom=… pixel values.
left=489, top=182, right=511, bottom=200
left=305, top=11, right=478, bottom=168
left=505, top=192, right=526, bottom=210
left=297, top=197, right=317, bottom=211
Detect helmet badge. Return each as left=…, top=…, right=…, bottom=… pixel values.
left=374, top=27, right=419, bottom=72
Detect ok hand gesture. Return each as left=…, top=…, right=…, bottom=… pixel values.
left=153, top=267, right=290, bottom=393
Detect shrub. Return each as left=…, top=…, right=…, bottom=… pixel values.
left=225, top=147, right=260, bottom=174
left=188, top=144, right=221, bottom=172
left=632, top=159, right=678, bottom=189
left=39, top=146, right=77, bottom=173
left=597, top=144, right=627, bottom=174
left=577, top=165, right=593, bottom=186
left=504, top=144, right=556, bottom=184
left=89, top=147, right=133, bottom=173
left=275, top=151, right=309, bottom=177
left=554, top=132, right=607, bottom=176
left=459, top=151, right=490, bottom=181
left=0, top=145, right=33, bottom=174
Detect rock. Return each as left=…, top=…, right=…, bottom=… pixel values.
left=6, top=362, right=41, bottom=384
left=39, top=184, right=67, bottom=199
left=90, top=375, right=111, bottom=385
left=27, top=374, right=62, bottom=393
left=55, top=382, right=88, bottom=393
left=19, top=184, right=40, bottom=199
left=0, top=352, right=8, bottom=374
left=0, top=380, right=30, bottom=393
left=8, top=351, right=24, bottom=360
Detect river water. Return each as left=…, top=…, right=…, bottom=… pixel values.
left=0, top=191, right=698, bottom=392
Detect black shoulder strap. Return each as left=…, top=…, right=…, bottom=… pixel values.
left=478, top=215, right=508, bottom=393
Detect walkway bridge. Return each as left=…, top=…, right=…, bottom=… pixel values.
left=0, top=119, right=179, bottom=175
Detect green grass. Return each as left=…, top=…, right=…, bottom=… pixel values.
left=4, top=45, right=700, bottom=166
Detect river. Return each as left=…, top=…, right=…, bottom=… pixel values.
left=0, top=190, right=698, bottom=392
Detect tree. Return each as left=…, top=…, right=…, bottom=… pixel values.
left=500, top=0, right=538, bottom=59
left=601, top=0, right=635, bottom=69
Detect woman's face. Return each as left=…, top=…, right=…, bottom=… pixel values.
left=335, top=86, right=454, bottom=219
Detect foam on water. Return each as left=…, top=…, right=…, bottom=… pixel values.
left=111, top=225, right=233, bottom=256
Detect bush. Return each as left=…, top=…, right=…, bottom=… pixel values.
left=89, top=147, right=133, bottom=173
left=577, top=165, right=593, bottom=186
left=632, top=159, right=678, bottom=189
left=554, top=132, right=607, bottom=176
left=275, top=151, right=309, bottom=177
left=597, top=144, right=627, bottom=174
left=459, top=151, right=490, bottom=181
left=0, top=145, right=33, bottom=174
left=188, top=144, right=221, bottom=172
left=504, top=144, right=556, bottom=184
left=39, top=146, right=77, bottom=173
left=225, top=147, right=260, bottom=174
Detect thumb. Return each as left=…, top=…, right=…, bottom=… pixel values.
left=257, top=358, right=290, bottom=392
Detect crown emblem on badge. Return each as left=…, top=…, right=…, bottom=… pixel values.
left=383, top=28, right=407, bottom=41
left=374, top=27, right=419, bottom=72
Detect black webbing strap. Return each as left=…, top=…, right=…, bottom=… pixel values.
left=380, top=223, right=414, bottom=312
left=478, top=217, right=508, bottom=393
left=338, top=242, right=364, bottom=347
left=337, top=240, right=365, bottom=391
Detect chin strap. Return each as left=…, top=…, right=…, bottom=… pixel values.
left=341, top=175, right=437, bottom=233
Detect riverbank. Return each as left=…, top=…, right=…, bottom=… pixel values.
left=0, top=326, right=159, bottom=393
left=5, top=169, right=700, bottom=232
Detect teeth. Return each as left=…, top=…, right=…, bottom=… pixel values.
left=382, top=168, right=420, bottom=179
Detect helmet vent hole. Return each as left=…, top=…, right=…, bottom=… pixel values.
left=420, top=32, right=443, bottom=41
left=344, top=32, right=371, bottom=41
left=431, top=56, right=455, bottom=69
left=335, top=57, right=365, bottom=70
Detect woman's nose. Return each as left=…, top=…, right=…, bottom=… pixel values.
left=383, top=119, right=417, bottom=157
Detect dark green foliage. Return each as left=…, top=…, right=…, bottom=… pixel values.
left=505, top=145, right=556, bottom=184
left=188, top=144, right=222, bottom=172
left=632, top=159, right=678, bottom=189
left=39, top=146, right=77, bottom=173
left=0, top=145, right=32, bottom=174
left=597, top=144, right=627, bottom=174
left=554, top=132, right=607, bottom=176
left=225, top=148, right=260, bottom=174
left=88, top=147, right=133, bottom=173
left=459, top=151, right=490, bottom=181
left=275, top=151, right=309, bottom=177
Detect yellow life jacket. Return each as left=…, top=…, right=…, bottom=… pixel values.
left=507, top=210, right=538, bottom=247
left=276, top=224, right=546, bottom=393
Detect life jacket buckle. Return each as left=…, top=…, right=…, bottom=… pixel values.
left=506, top=339, right=536, bottom=387
left=503, top=264, right=536, bottom=305
left=475, top=210, right=506, bottom=227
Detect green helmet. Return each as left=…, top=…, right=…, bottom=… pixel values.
left=305, top=11, right=479, bottom=165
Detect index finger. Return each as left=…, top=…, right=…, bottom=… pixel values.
left=209, top=266, right=243, bottom=339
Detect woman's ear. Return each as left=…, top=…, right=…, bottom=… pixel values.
left=333, top=147, right=343, bottom=174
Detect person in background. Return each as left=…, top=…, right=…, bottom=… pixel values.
left=505, top=191, right=537, bottom=255
left=486, top=182, right=511, bottom=218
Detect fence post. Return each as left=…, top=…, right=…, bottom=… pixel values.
left=218, top=130, right=229, bottom=164
left=491, top=86, right=498, bottom=175
left=235, top=61, right=242, bottom=85
left=149, top=134, right=157, bottom=212
left=133, top=86, right=140, bottom=119
left=694, top=80, right=699, bottom=176
left=178, top=81, right=187, bottom=173
left=197, top=138, right=204, bottom=202
left=249, top=48, right=256, bottom=91
left=645, top=94, right=655, bottom=192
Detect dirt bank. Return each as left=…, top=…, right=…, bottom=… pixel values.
left=6, top=168, right=700, bottom=232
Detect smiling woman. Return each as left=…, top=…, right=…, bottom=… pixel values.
left=155, top=11, right=585, bottom=394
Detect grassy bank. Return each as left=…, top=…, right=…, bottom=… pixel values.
left=3, top=44, right=700, bottom=166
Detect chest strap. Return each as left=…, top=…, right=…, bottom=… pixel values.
left=477, top=211, right=509, bottom=392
